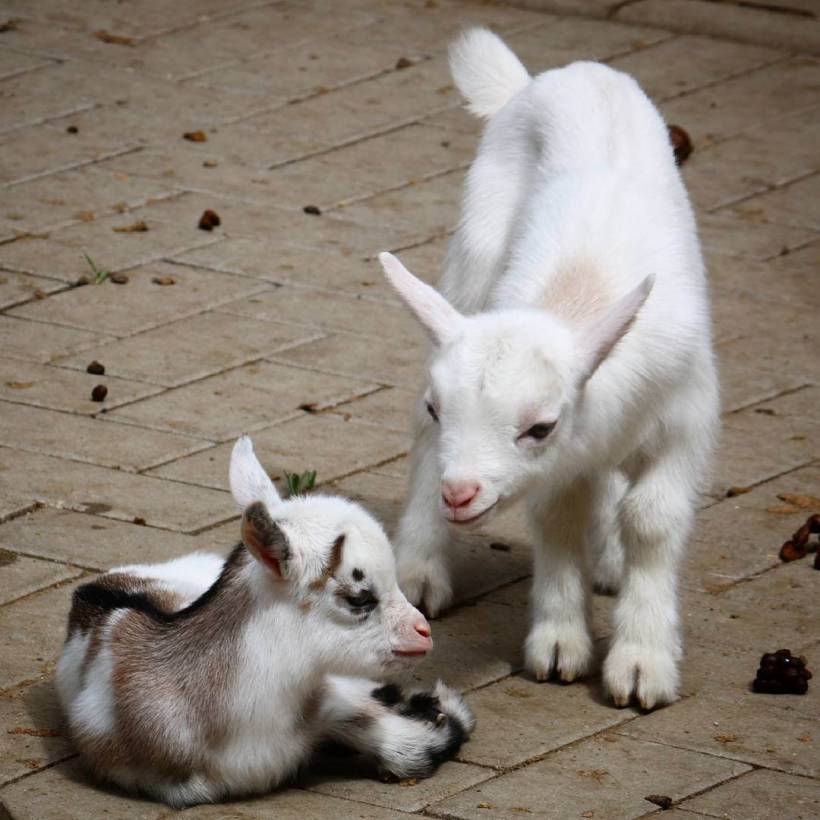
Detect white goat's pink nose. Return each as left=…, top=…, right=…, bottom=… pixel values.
left=414, top=616, right=431, bottom=639
left=442, top=480, right=480, bottom=509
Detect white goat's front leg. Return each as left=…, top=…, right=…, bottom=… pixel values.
left=318, top=676, right=475, bottom=779
left=395, top=417, right=453, bottom=616
left=603, top=442, right=697, bottom=710
left=586, top=470, right=627, bottom=595
left=525, top=482, right=593, bottom=683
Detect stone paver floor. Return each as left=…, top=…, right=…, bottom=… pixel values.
left=0, top=1, right=818, bottom=818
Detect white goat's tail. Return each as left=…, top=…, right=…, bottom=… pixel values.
left=449, top=27, right=530, bottom=120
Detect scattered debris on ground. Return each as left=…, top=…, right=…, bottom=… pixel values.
left=93, top=30, right=135, bottom=46
left=113, top=220, right=148, bottom=233
left=152, top=275, right=175, bottom=286
left=490, top=542, right=511, bottom=552
left=91, top=385, right=108, bottom=402
left=86, top=361, right=105, bottom=375
left=668, top=124, right=693, bottom=165
left=726, top=485, right=751, bottom=497
left=779, top=513, right=820, bottom=563
left=395, top=56, right=412, bottom=69
left=66, top=125, right=79, bottom=134
left=183, top=130, right=208, bottom=142
left=645, top=795, right=673, bottom=810
left=133, top=516, right=146, bottom=526
left=109, top=272, right=129, bottom=284
left=303, top=204, right=322, bottom=215
left=753, top=649, right=811, bottom=695
left=198, top=209, right=221, bottom=230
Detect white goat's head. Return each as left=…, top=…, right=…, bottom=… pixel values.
left=229, top=436, right=432, bottom=673
left=379, top=252, right=652, bottom=524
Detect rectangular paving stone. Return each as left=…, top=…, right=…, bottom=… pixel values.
left=0, top=447, right=236, bottom=532
left=0, top=400, right=213, bottom=472
left=455, top=673, right=635, bottom=770
left=608, top=34, right=781, bottom=103
left=336, top=168, right=465, bottom=236
left=0, top=577, right=85, bottom=690
left=224, top=58, right=454, bottom=167
left=430, top=734, right=750, bottom=819
left=256, top=124, right=475, bottom=209
left=326, top=386, right=415, bottom=433
left=730, top=172, right=820, bottom=233
left=56, top=310, right=320, bottom=387
left=711, top=284, right=803, bottom=345
left=698, top=210, right=816, bottom=261
left=304, top=759, right=494, bottom=814
left=0, top=271, right=65, bottom=311
left=660, top=57, right=820, bottom=147
left=272, top=333, right=427, bottom=388
left=0, top=549, right=80, bottom=606
left=0, top=166, right=174, bottom=235
left=683, top=461, right=820, bottom=593
left=173, top=239, right=398, bottom=302
left=189, top=27, right=423, bottom=102
left=618, top=693, right=818, bottom=778
left=215, top=284, right=423, bottom=343
left=682, top=104, right=820, bottom=212
left=681, top=768, right=820, bottom=819
left=149, top=413, right=409, bottom=491
left=9, top=262, right=268, bottom=337
left=0, top=758, right=166, bottom=820
left=501, top=14, right=671, bottom=73
left=0, top=681, right=73, bottom=787
left=0, top=507, right=219, bottom=571
left=683, top=562, right=818, bottom=655
left=110, top=360, right=379, bottom=440
left=718, top=359, right=806, bottom=414
left=0, top=358, right=163, bottom=415
left=0, top=315, right=111, bottom=364
left=713, top=400, right=819, bottom=496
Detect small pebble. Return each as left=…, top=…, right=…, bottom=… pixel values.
left=109, top=272, right=129, bottom=284
left=303, top=204, right=322, bottom=215
left=395, top=56, right=412, bottom=70
left=645, top=795, right=673, bottom=810
left=66, top=125, right=79, bottom=134
left=133, top=516, right=147, bottom=526
left=183, top=130, right=207, bottom=142
left=86, top=360, right=105, bottom=375
left=152, top=275, right=176, bottom=286
left=91, top=384, right=108, bottom=402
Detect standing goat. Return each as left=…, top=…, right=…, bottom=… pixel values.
left=56, top=436, right=475, bottom=807
left=378, top=28, right=718, bottom=710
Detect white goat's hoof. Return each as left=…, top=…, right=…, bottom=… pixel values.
left=397, top=560, right=453, bottom=618
left=603, top=642, right=679, bottom=710
left=525, top=623, right=593, bottom=683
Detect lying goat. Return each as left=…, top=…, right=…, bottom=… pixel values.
left=56, top=436, right=474, bottom=807
left=378, top=28, right=718, bottom=709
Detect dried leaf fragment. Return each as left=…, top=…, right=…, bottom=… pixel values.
left=777, top=492, right=820, bottom=509
left=198, top=209, right=221, bottom=230
left=93, top=30, right=135, bottom=46
left=5, top=381, right=33, bottom=390
left=113, top=220, right=148, bottom=233
left=183, top=130, right=208, bottom=142
left=151, top=275, right=175, bottom=286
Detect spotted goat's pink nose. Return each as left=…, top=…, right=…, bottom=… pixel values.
left=441, top=480, right=481, bottom=509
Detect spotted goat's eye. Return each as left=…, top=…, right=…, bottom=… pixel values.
left=524, top=422, right=555, bottom=441
left=345, top=590, right=378, bottom=611
left=426, top=402, right=439, bottom=423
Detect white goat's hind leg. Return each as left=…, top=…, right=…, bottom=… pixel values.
left=319, top=676, right=474, bottom=779
left=525, top=482, right=594, bottom=683
left=603, top=441, right=698, bottom=710
left=395, top=418, right=453, bottom=616
left=587, top=470, right=627, bottom=596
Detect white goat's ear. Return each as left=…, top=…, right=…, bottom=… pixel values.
left=378, top=252, right=464, bottom=345
left=241, top=501, right=290, bottom=579
left=229, top=436, right=280, bottom=509
left=579, top=275, right=654, bottom=383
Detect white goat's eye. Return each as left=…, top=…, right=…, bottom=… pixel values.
left=344, top=590, right=378, bottom=611
left=523, top=422, right=555, bottom=441
left=425, top=401, right=439, bottom=423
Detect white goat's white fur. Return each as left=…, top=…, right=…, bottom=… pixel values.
left=380, top=29, right=719, bottom=710
left=56, top=437, right=474, bottom=807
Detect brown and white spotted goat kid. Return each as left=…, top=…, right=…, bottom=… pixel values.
left=56, top=436, right=474, bottom=807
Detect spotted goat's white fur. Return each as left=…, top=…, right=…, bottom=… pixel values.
left=378, top=28, right=719, bottom=710
left=56, top=437, right=474, bottom=807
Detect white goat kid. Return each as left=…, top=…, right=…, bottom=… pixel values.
left=56, top=436, right=475, bottom=807
left=379, top=28, right=718, bottom=710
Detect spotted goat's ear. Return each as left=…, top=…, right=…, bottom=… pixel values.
left=241, top=501, right=290, bottom=580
